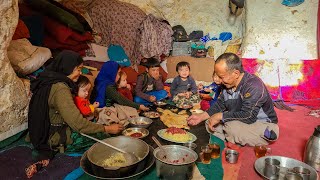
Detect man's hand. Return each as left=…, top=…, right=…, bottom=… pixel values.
left=149, top=95, right=156, bottom=102
left=187, top=115, right=202, bottom=126
left=139, top=104, right=149, bottom=111
left=187, top=112, right=210, bottom=126
left=104, top=124, right=124, bottom=134
left=208, top=113, right=223, bottom=131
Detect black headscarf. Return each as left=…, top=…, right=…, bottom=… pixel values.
left=28, top=50, right=83, bottom=157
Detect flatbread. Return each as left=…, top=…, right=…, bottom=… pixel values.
left=160, top=110, right=189, bottom=129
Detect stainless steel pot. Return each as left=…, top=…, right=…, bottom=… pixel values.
left=153, top=145, right=198, bottom=180
left=304, top=125, right=320, bottom=172
left=87, top=136, right=149, bottom=178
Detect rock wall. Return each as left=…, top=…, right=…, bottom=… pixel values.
left=241, top=0, right=318, bottom=60
left=0, top=0, right=29, bottom=139
left=119, top=0, right=244, bottom=38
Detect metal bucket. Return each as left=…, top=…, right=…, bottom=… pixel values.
left=153, top=145, right=198, bottom=180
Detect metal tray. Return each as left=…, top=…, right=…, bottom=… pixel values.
left=254, top=155, right=319, bottom=180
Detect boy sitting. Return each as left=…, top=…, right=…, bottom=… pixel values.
left=134, top=57, right=168, bottom=105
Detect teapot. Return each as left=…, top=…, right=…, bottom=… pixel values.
left=303, top=125, right=320, bottom=171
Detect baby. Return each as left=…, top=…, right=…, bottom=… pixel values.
left=117, top=71, right=133, bottom=101
left=198, top=73, right=222, bottom=110
left=170, top=61, right=200, bottom=107
left=74, top=75, right=99, bottom=120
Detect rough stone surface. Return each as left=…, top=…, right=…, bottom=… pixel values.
left=0, top=1, right=29, bottom=134
left=119, top=0, right=244, bottom=37
left=242, top=0, right=318, bottom=60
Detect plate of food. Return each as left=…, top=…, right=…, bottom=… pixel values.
left=159, top=109, right=190, bottom=129
left=154, top=100, right=167, bottom=107
left=157, top=127, right=197, bottom=144
left=143, top=111, right=161, bottom=119
left=190, top=109, right=204, bottom=114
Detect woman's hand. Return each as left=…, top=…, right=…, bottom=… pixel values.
left=139, top=105, right=149, bottom=111
left=104, top=124, right=124, bottom=134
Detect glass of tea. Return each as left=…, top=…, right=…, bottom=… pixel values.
left=254, top=145, right=271, bottom=158
left=209, top=143, right=220, bottom=159
left=201, top=146, right=212, bottom=164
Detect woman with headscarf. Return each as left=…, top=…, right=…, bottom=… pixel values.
left=27, top=50, right=123, bottom=178
left=93, top=61, right=149, bottom=111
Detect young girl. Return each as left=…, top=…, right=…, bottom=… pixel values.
left=170, top=61, right=200, bottom=108
left=74, top=75, right=99, bottom=119
left=198, top=73, right=222, bottom=111
left=117, top=71, right=133, bottom=101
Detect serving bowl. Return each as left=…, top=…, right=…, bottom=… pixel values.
left=154, top=100, right=167, bottom=106
left=122, top=127, right=149, bottom=139
left=128, top=116, right=153, bottom=128
left=87, top=136, right=149, bottom=178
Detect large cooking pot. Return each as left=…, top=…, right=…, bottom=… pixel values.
left=153, top=145, right=198, bottom=180
left=87, top=136, right=149, bottom=178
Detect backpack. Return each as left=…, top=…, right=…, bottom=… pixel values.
left=107, top=44, right=131, bottom=67
left=172, top=25, right=189, bottom=42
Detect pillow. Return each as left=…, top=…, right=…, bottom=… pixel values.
left=8, top=39, right=52, bottom=75
left=26, top=0, right=85, bottom=33
left=83, top=43, right=109, bottom=62
left=108, top=45, right=131, bottom=67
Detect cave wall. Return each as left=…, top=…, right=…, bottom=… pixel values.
left=0, top=0, right=29, bottom=141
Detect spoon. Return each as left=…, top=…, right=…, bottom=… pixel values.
left=80, top=133, right=138, bottom=169
left=152, top=136, right=167, bottom=159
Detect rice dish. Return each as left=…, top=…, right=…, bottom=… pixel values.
left=163, top=127, right=192, bottom=142
left=102, top=152, right=127, bottom=167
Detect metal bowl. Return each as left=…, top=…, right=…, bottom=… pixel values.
left=122, top=127, right=149, bottom=139
left=154, top=101, right=167, bottom=106
left=80, top=146, right=155, bottom=179
left=87, top=136, right=149, bottom=178
left=128, top=116, right=153, bottom=128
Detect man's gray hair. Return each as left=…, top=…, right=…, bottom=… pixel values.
left=216, top=53, right=244, bottom=73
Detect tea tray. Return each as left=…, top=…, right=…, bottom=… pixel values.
left=254, top=155, right=319, bottom=180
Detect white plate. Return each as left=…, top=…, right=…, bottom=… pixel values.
left=157, top=129, right=197, bottom=144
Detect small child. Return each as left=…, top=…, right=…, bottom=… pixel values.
left=170, top=61, right=200, bottom=107
left=117, top=71, right=133, bottom=101
left=134, top=57, right=168, bottom=105
left=74, top=75, right=99, bottom=119
left=198, top=73, right=222, bottom=110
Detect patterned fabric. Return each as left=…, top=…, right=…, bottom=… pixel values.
left=139, top=14, right=173, bottom=59
left=173, top=93, right=201, bottom=108
left=89, top=0, right=146, bottom=68
left=57, top=0, right=95, bottom=14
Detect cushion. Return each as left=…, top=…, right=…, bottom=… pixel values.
left=8, top=39, right=52, bottom=75
left=166, top=56, right=215, bottom=82
left=12, top=20, right=30, bottom=40
left=83, top=43, right=109, bottom=62
left=26, top=0, right=85, bottom=33
left=108, top=45, right=131, bottom=67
